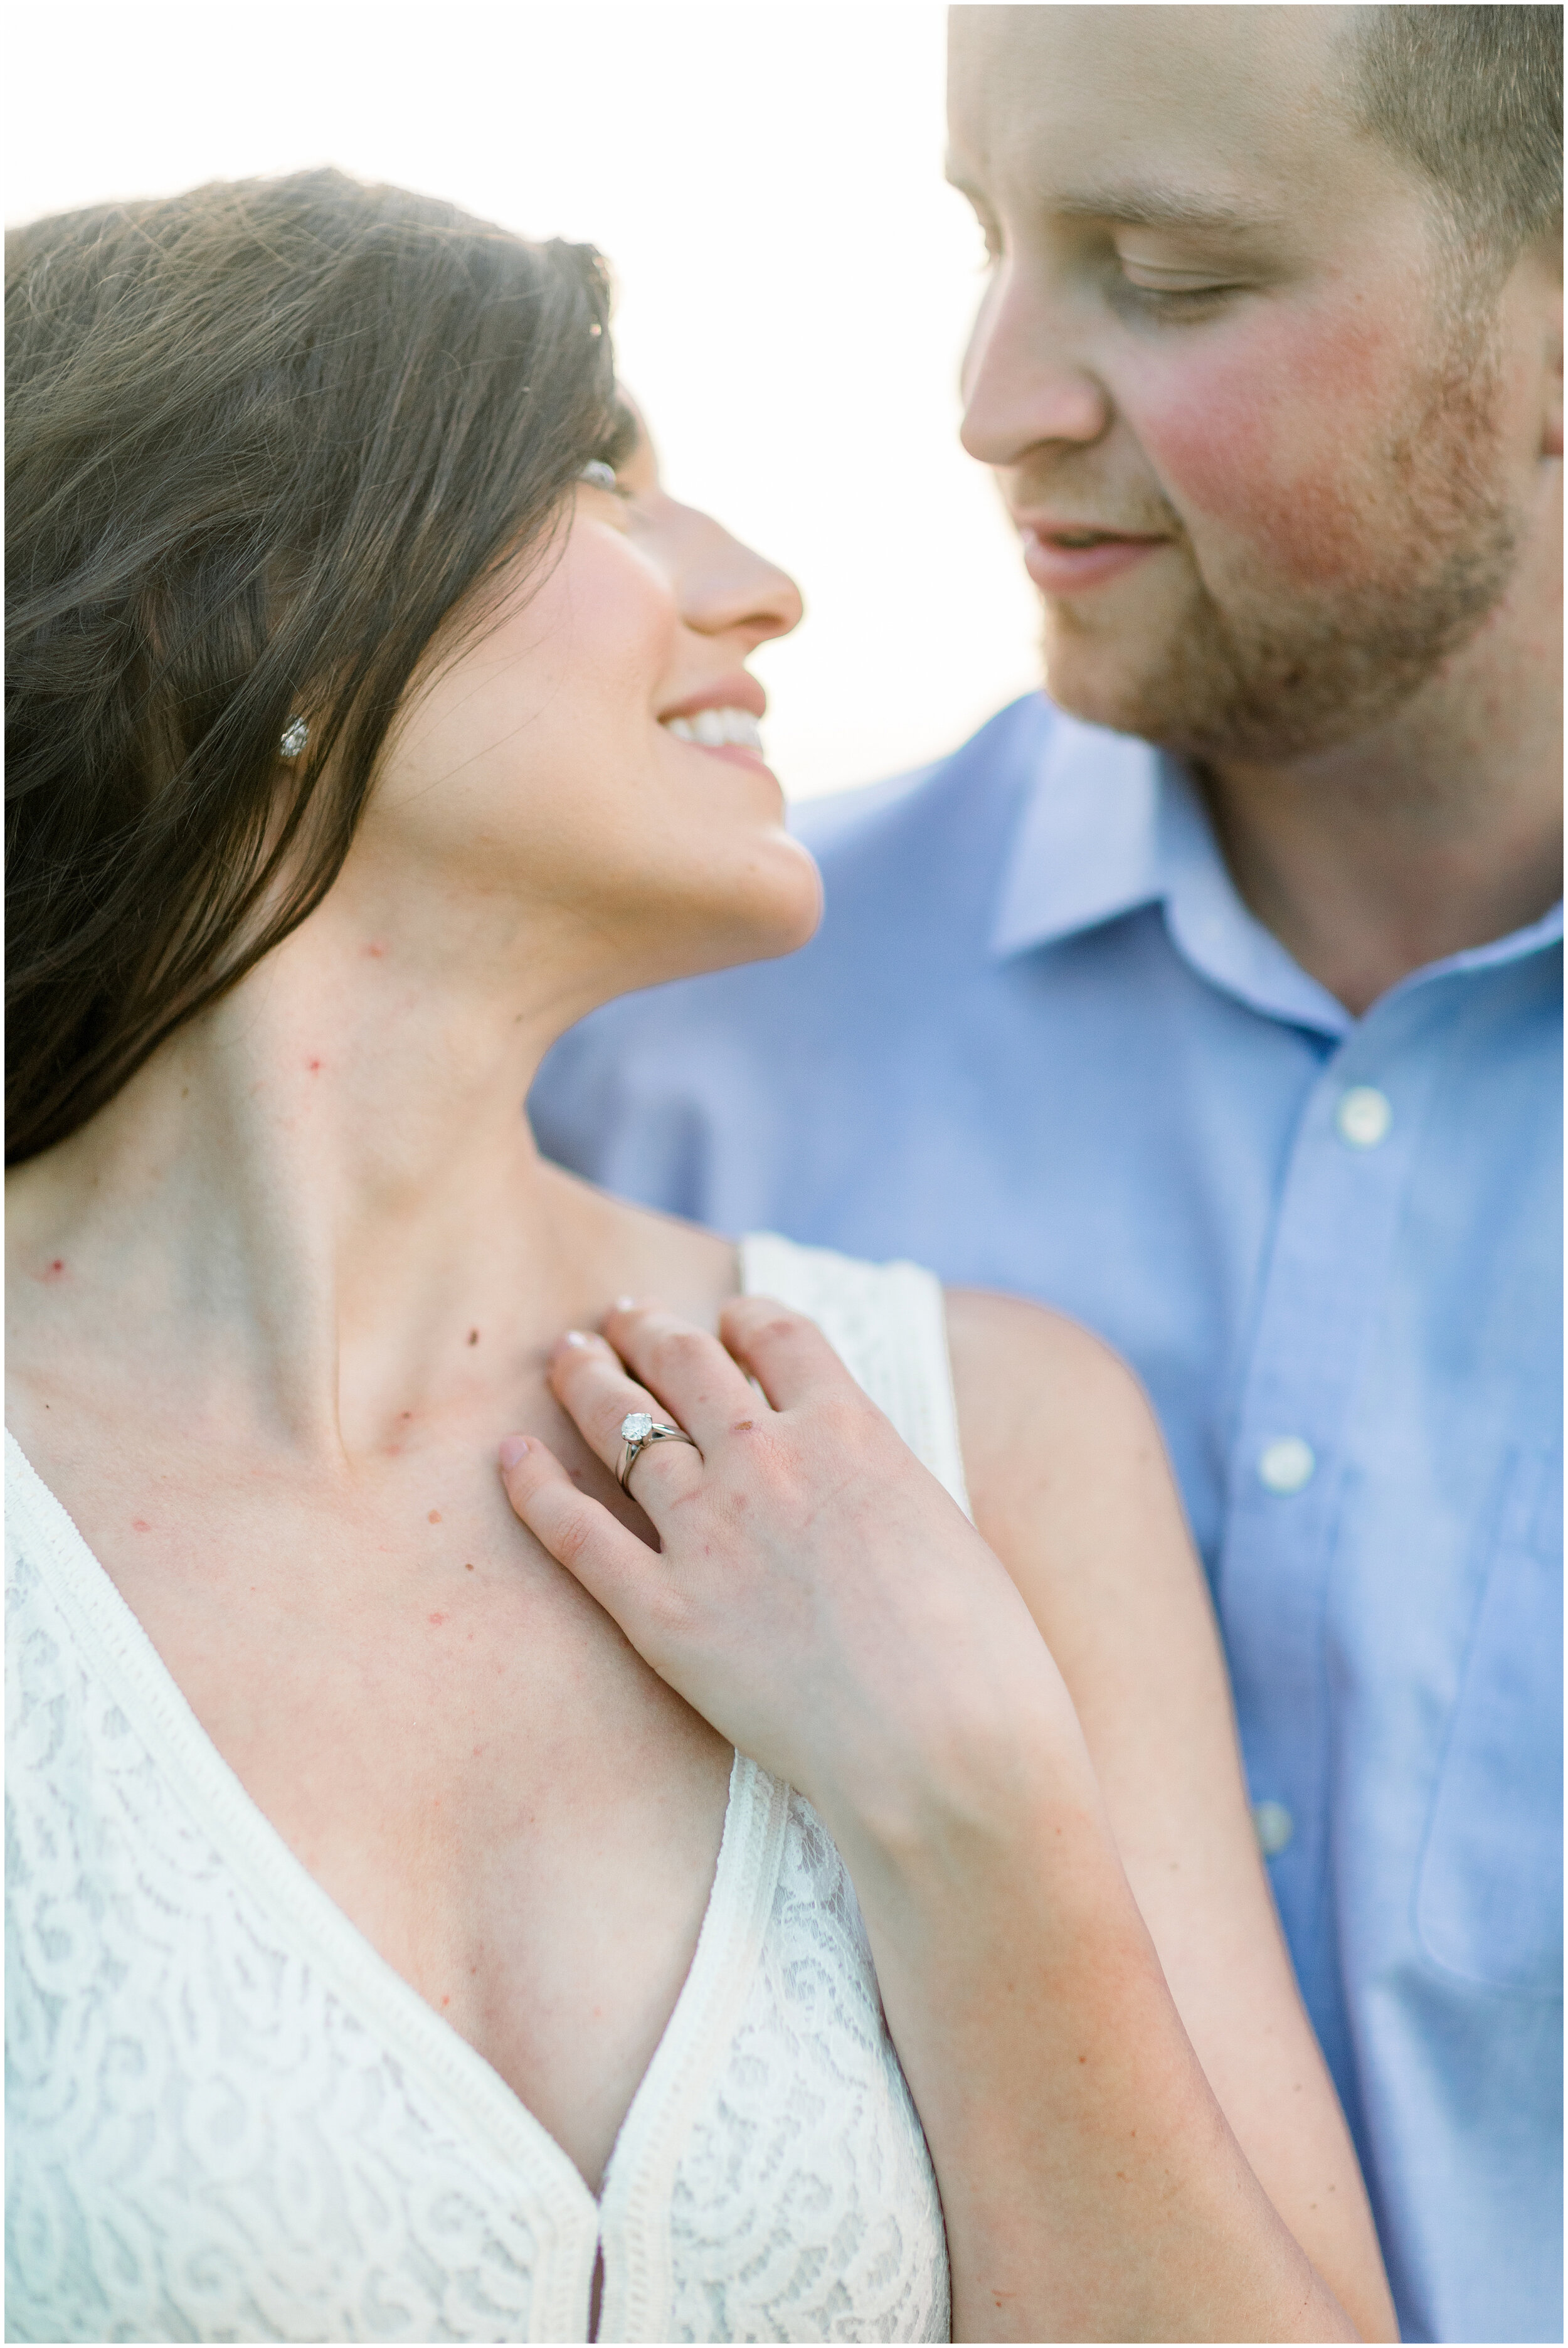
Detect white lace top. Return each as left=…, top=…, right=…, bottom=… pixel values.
left=6, top=1235, right=966, bottom=2344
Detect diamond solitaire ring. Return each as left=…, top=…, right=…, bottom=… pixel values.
left=617, top=1410, right=699, bottom=1493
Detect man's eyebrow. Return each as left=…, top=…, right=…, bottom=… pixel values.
left=945, top=162, right=1283, bottom=238
left=1054, top=182, right=1283, bottom=235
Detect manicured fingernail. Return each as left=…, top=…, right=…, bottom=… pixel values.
left=562, top=1329, right=591, bottom=1347
left=613, top=1295, right=638, bottom=1312
left=499, top=1435, right=530, bottom=1471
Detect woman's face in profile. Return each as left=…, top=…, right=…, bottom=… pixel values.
left=346, top=411, right=822, bottom=997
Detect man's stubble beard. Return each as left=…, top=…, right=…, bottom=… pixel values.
left=1041, top=304, right=1522, bottom=765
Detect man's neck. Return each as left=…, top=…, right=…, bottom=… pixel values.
left=1197, top=509, right=1562, bottom=1017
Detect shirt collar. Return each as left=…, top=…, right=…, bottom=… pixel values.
left=989, top=703, right=1562, bottom=1039
left=988, top=709, right=1166, bottom=956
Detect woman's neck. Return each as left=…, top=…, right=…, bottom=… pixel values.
left=8, top=894, right=605, bottom=1461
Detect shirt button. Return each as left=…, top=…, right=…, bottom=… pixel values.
left=1336, top=1085, right=1392, bottom=1148
left=1258, top=1436, right=1316, bottom=1494
left=1254, top=1800, right=1295, bottom=1857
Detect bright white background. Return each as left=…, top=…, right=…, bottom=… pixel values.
left=6, top=2, right=1043, bottom=799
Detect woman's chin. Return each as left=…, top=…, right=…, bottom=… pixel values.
left=645, top=841, right=824, bottom=987
left=733, top=837, right=824, bottom=960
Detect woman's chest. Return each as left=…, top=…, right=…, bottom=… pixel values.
left=14, top=1410, right=734, bottom=2187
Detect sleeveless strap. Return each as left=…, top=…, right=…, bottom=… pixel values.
left=739, top=1233, right=972, bottom=1519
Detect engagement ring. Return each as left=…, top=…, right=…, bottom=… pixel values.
left=617, top=1410, right=699, bottom=1492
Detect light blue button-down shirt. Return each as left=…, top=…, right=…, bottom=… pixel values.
left=531, top=693, right=1564, bottom=2345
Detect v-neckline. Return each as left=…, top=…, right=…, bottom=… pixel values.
left=4, top=1428, right=788, bottom=2297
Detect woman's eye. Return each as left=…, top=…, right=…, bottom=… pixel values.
left=575, top=455, right=638, bottom=516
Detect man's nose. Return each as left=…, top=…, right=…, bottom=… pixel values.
left=959, top=263, right=1110, bottom=470
left=681, top=516, right=804, bottom=651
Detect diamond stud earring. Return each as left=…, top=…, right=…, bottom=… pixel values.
left=278, top=716, right=309, bottom=760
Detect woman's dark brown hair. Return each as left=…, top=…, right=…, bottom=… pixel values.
left=6, top=169, right=631, bottom=1164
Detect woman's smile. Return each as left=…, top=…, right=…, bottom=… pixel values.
left=659, top=671, right=773, bottom=772
left=662, top=704, right=768, bottom=760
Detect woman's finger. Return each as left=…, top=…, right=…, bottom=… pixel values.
left=601, top=1299, right=767, bottom=1448
left=498, top=1434, right=679, bottom=1652
left=717, top=1293, right=867, bottom=1411
left=546, top=1328, right=706, bottom=1506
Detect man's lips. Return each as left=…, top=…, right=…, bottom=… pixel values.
left=1017, top=523, right=1170, bottom=595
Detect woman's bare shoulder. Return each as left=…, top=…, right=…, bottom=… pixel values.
left=945, top=1286, right=1162, bottom=1484
left=944, top=1284, right=1194, bottom=1618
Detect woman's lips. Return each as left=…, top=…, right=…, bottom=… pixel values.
left=1020, top=528, right=1168, bottom=594
left=661, top=703, right=776, bottom=775
left=690, top=741, right=775, bottom=773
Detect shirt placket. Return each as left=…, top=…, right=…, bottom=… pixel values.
left=1216, top=987, right=1453, bottom=2071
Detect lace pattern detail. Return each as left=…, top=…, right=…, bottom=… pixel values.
left=6, top=1538, right=580, bottom=2345
left=662, top=1792, right=948, bottom=2344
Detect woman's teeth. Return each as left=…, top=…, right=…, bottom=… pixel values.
left=664, top=706, right=763, bottom=752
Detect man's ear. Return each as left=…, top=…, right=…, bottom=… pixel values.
left=1544, top=364, right=1562, bottom=464
left=1536, top=238, right=1562, bottom=461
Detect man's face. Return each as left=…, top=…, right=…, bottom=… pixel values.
left=948, top=5, right=1543, bottom=762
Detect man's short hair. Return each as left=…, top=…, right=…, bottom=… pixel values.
left=1352, top=4, right=1562, bottom=256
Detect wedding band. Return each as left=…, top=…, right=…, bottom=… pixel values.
left=618, top=1410, right=699, bottom=1492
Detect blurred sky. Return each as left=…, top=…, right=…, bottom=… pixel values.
left=6, top=1, right=1044, bottom=800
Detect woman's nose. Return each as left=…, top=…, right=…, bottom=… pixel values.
left=679, top=514, right=804, bottom=651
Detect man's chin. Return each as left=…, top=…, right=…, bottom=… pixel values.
left=1042, top=646, right=1406, bottom=764
left=1038, top=592, right=1503, bottom=766
left=1038, top=630, right=1190, bottom=747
